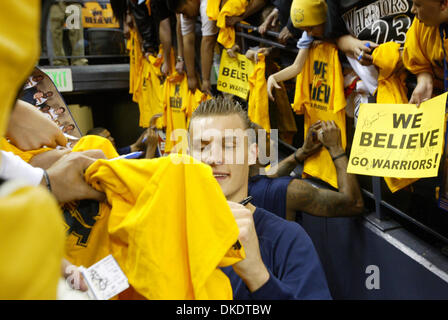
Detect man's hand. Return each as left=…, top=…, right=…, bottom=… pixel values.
left=130, top=130, right=149, bottom=153
left=161, top=60, right=171, bottom=76
left=337, top=35, right=378, bottom=66
left=267, top=75, right=281, bottom=101
left=201, top=79, right=213, bottom=96
left=409, top=72, right=433, bottom=106
left=258, top=8, right=278, bottom=35
left=175, top=60, right=185, bottom=74
left=61, top=259, right=88, bottom=292
left=228, top=201, right=270, bottom=292
left=227, top=44, right=240, bottom=58
left=353, top=40, right=378, bottom=66
left=278, top=26, right=292, bottom=44
left=187, top=75, right=199, bottom=92
left=44, top=150, right=106, bottom=203
left=7, top=100, right=67, bottom=150
left=226, top=15, right=243, bottom=27
left=296, top=121, right=322, bottom=162
left=29, top=148, right=71, bottom=170
left=317, top=120, right=344, bottom=156
left=145, top=113, right=162, bottom=159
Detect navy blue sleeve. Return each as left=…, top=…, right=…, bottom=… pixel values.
left=249, top=176, right=293, bottom=220
left=117, top=145, right=131, bottom=155
left=250, top=224, right=332, bottom=300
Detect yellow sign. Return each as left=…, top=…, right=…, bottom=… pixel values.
left=82, top=2, right=119, bottom=28
left=217, top=50, right=254, bottom=100
left=347, top=93, right=447, bottom=178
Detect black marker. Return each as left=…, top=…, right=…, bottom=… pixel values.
left=239, top=196, right=253, bottom=206
left=232, top=196, right=253, bottom=250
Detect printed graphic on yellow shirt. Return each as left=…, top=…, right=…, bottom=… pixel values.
left=217, top=49, right=254, bottom=100
left=348, top=93, right=447, bottom=178
left=292, top=42, right=346, bottom=188
left=82, top=2, right=119, bottom=28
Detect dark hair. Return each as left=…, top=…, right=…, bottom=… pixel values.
left=190, top=96, right=252, bottom=130
left=86, top=127, right=107, bottom=136
left=110, top=0, right=128, bottom=26
left=166, top=0, right=186, bottom=12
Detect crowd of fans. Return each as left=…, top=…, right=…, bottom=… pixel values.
left=1, top=0, right=448, bottom=300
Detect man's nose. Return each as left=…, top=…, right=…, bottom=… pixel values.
left=202, top=143, right=224, bottom=166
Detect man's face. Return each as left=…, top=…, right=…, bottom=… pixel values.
left=189, top=114, right=256, bottom=201
left=177, top=0, right=200, bottom=19
left=412, top=0, right=447, bottom=26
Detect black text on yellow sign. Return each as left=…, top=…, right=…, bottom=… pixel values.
left=217, top=50, right=254, bottom=100
left=82, top=2, right=119, bottom=28
left=347, top=93, right=447, bottom=178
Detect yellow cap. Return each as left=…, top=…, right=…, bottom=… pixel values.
left=290, top=0, right=328, bottom=28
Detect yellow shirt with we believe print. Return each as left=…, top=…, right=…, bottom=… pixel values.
left=292, top=42, right=347, bottom=188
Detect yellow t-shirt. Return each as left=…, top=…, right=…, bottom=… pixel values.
left=372, top=41, right=419, bottom=193
left=131, top=30, right=145, bottom=104
left=163, top=73, right=190, bottom=154
left=162, top=73, right=210, bottom=154
left=403, top=17, right=446, bottom=81
left=292, top=42, right=347, bottom=188
left=248, top=54, right=270, bottom=132
left=64, top=151, right=244, bottom=299
left=128, top=28, right=144, bottom=98
left=137, top=56, right=162, bottom=128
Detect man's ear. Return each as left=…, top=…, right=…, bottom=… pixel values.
left=248, top=142, right=258, bottom=165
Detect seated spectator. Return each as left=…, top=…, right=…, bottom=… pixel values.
left=250, top=120, right=364, bottom=221
left=188, top=96, right=332, bottom=299
left=86, top=113, right=161, bottom=158
left=86, top=127, right=145, bottom=155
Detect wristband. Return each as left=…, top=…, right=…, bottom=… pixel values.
left=176, top=56, right=184, bottom=63
left=331, top=152, right=346, bottom=161
left=294, top=148, right=307, bottom=163
left=42, top=170, right=52, bottom=192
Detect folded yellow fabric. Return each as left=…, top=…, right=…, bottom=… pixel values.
left=73, top=135, right=119, bottom=159
left=372, top=42, right=419, bottom=193
left=64, top=150, right=244, bottom=299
